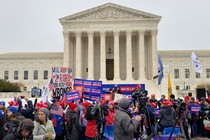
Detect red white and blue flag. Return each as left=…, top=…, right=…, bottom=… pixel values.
left=49, top=78, right=54, bottom=92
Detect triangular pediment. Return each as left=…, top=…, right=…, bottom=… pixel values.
left=60, top=3, right=161, bottom=22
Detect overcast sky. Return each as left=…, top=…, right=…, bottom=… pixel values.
left=0, top=0, right=210, bottom=54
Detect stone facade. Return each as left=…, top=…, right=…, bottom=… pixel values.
left=1, top=3, right=209, bottom=98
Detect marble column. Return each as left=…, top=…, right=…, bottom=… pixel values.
left=138, top=30, right=145, bottom=79
left=100, top=31, right=106, bottom=80
left=126, top=30, right=133, bottom=80
left=151, top=29, right=158, bottom=79
left=75, top=31, right=82, bottom=78
left=87, top=31, right=94, bottom=79
left=113, top=30, right=120, bottom=80
left=63, top=31, right=70, bottom=67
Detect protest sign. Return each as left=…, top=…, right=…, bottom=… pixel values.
left=66, top=90, right=80, bottom=103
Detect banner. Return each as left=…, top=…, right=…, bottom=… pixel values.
left=42, top=84, right=49, bottom=103
left=101, top=84, right=145, bottom=94
left=66, top=90, right=80, bottom=103
left=52, top=67, right=73, bottom=89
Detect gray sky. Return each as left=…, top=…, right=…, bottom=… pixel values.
left=0, top=0, right=210, bottom=54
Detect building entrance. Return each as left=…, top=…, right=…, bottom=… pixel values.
left=106, top=59, right=114, bottom=80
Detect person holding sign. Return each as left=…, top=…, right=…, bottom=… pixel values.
left=106, top=84, right=121, bottom=100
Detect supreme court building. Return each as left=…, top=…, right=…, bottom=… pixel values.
left=60, top=3, right=161, bottom=91
left=1, top=3, right=210, bottom=97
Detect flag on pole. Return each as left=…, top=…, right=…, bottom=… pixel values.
left=49, top=78, right=54, bottom=92
left=158, top=53, right=164, bottom=85
left=168, top=73, right=172, bottom=100
left=191, top=51, right=202, bottom=73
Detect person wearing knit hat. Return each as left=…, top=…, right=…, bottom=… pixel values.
left=0, top=101, right=5, bottom=106
left=158, top=98, right=176, bottom=133
left=33, top=108, right=55, bottom=140
left=114, top=97, right=141, bottom=140
left=39, top=107, right=50, bottom=118
left=119, top=98, right=130, bottom=110
left=3, top=119, right=34, bottom=140
left=66, top=102, right=82, bottom=140
left=82, top=101, right=90, bottom=109
left=105, top=100, right=116, bottom=127
left=7, top=106, right=18, bottom=114
left=69, top=102, right=77, bottom=111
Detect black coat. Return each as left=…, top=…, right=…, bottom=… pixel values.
left=3, top=128, right=33, bottom=140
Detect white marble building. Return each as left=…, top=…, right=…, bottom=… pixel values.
left=0, top=3, right=210, bottom=98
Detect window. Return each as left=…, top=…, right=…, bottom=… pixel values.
left=195, top=72, right=200, bottom=78
left=14, top=70, right=18, bottom=80
left=43, top=70, right=48, bottom=80
left=186, top=85, right=190, bottom=90
left=4, top=71, right=9, bottom=80
left=185, top=69, right=190, bottom=78
left=206, top=69, right=210, bottom=78
left=34, top=70, right=38, bottom=80
left=24, top=71, right=28, bottom=80
left=23, top=87, right=27, bottom=91
left=174, top=69, right=179, bottom=78
left=175, top=86, right=180, bottom=90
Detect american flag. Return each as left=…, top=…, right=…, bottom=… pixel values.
left=49, top=78, right=54, bottom=92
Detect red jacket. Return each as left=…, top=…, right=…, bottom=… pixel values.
left=85, top=119, right=97, bottom=138
left=105, top=109, right=116, bottom=126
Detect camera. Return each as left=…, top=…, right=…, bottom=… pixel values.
left=91, top=105, right=108, bottom=120
left=21, top=96, right=25, bottom=99
left=132, top=88, right=148, bottom=108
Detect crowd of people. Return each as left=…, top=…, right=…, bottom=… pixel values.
left=0, top=86, right=210, bottom=140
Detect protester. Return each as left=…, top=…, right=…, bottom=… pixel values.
left=17, top=96, right=35, bottom=120
left=76, top=101, right=90, bottom=140
left=49, top=98, right=64, bottom=140
left=85, top=102, right=97, bottom=140
left=0, top=110, right=7, bottom=139
left=33, top=108, right=55, bottom=140
left=114, top=98, right=141, bottom=140
left=6, top=106, right=25, bottom=134
left=157, top=94, right=166, bottom=108
left=65, top=102, right=82, bottom=140
left=158, top=99, right=176, bottom=133
left=3, top=119, right=34, bottom=140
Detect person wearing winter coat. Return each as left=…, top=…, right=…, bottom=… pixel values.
left=114, top=98, right=141, bottom=140
left=33, top=108, right=55, bottom=140
left=158, top=99, right=176, bottom=132
left=3, top=118, right=34, bottom=140
left=5, top=106, right=25, bottom=134
left=65, top=102, right=82, bottom=140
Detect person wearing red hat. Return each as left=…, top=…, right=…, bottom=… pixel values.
left=149, top=94, right=158, bottom=108
left=65, top=102, right=82, bottom=140
left=105, top=100, right=116, bottom=126
left=184, top=96, right=190, bottom=107
left=158, top=99, right=176, bottom=133
left=75, top=101, right=90, bottom=140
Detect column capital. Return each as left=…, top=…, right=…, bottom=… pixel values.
left=87, top=31, right=94, bottom=35
left=126, top=30, right=133, bottom=34
left=138, top=30, right=145, bottom=35
left=113, top=30, right=120, bottom=36
left=100, top=31, right=106, bottom=36
left=63, top=31, right=70, bottom=37
left=151, top=29, right=158, bottom=36
left=75, top=31, right=82, bottom=35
